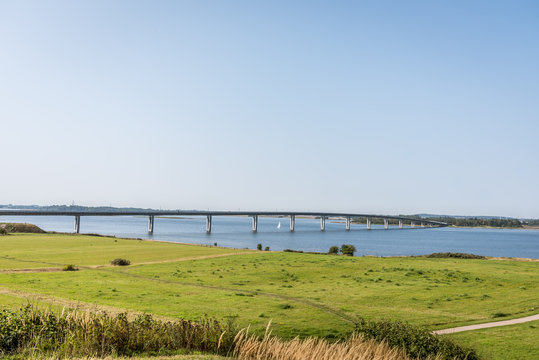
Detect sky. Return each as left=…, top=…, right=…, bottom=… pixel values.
left=0, top=1, right=538, bottom=218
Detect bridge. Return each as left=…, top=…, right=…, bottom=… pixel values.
left=0, top=210, right=447, bottom=234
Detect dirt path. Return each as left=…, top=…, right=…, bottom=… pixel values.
left=94, top=252, right=253, bottom=267
left=109, top=268, right=357, bottom=324
left=0, top=267, right=62, bottom=273
left=433, top=314, right=539, bottom=334
left=0, top=252, right=250, bottom=273
left=0, top=287, right=174, bottom=321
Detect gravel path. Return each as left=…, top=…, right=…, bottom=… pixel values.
left=433, top=314, right=539, bottom=334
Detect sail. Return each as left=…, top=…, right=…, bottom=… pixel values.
left=277, top=221, right=281, bottom=229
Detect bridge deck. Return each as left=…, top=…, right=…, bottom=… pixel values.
left=0, top=210, right=447, bottom=226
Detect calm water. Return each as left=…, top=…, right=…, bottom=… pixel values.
left=1, top=215, right=538, bottom=259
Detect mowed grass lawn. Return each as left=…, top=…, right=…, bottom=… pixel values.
left=0, top=233, right=537, bottom=356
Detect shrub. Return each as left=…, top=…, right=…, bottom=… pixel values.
left=257, top=243, right=262, bottom=251
left=0, top=223, right=45, bottom=233
left=0, top=227, right=7, bottom=235
left=110, top=258, right=131, bottom=266
left=341, top=244, right=356, bottom=256
left=264, top=246, right=270, bottom=251
left=354, top=318, right=479, bottom=360
left=278, top=304, right=292, bottom=309
left=426, top=252, right=486, bottom=260
left=62, top=264, right=78, bottom=271
left=328, top=246, right=339, bottom=254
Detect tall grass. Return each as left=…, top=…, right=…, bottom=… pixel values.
left=0, top=306, right=479, bottom=359
left=234, top=328, right=411, bottom=360
left=0, top=306, right=236, bottom=358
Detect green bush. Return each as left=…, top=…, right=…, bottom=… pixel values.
left=340, top=244, right=356, bottom=256
left=328, top=246, right=339, bottom=254
left=110, top=258, right=131, bottom=266
left=257, top=243, right=262, bottom=251
left=62, top=264, right=78, bottom=271
left=0, top=227, right=7, bottom=235
left=426, top=252, right=486, bottom=259
left=264, top=246, right=270, bottom=251
left=355, top=318, right=479, bottom=360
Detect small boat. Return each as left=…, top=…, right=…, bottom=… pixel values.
left=277, top=221, right=281, bottom=229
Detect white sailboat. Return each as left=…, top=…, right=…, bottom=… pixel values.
left=277, top=221, right=281, bottom=229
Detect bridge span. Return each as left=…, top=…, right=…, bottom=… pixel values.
left=0, top=210, right=447, bottom=234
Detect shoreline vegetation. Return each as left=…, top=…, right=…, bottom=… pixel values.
left=0, top=228, right=537, bottom=358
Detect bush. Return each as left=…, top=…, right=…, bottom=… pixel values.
left=340, top=244, right=356, bottom=256
left=110, top=258, right=131, bottom=266
left=0, top=223, right=45, bottom=233
left=264, top=246, right=270, bottom=251
left=62, top=264, right=78, bottom=271
left=426, top=252, right=486, bottom=259
left=0, top=227, right=7, bottom=235
left=355, top=318, right=479, bottom=360
left=328, top=246, right=339, bottom=254
left=257, top=243, right=262, bottom=251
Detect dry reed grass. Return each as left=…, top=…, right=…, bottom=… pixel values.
left=233, top=324, right=413, bottom=360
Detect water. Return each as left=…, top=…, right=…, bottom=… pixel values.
left=1, top=215, right=538, bottom=259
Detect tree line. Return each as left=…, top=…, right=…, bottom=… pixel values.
left=424, top=217, right=523, bottom=228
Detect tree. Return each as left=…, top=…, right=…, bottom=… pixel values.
left=328, top=246, right=339, bottom=254
left=257, top=243, right=262, bottom=251
left=341, top=244, right=356, bottom=256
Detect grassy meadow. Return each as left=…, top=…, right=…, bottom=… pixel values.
left=447, top=320, right=539, bottom=359
left=0, top=233, right=537, bottom=359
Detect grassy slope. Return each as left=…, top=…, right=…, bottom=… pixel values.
left=0, top=233, right=537, bottom=356
left=446, top=320, right=539, bottom=360
left=0, top=233, right=245, bottom=269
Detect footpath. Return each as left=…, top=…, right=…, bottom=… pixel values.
left=433, top=314, right=539, bottom=334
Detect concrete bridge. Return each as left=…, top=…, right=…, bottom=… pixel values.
left=0, top=210, right=447, bottom=234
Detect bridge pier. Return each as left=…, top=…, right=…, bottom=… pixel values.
left=399, top=220, right=403, bottom=229
left=74, top=215, right=80, bottom=233
left=367, top=218, right=371, bottom=230
left=320, top=216, right=325, bottom=231
left=206, top=215, right=212, bottom=233
left=148, top=215, right=154, bottom=234
left=290, top=215, right=295, bottom=231
left=252, top=215, right=258, bottom=233
left=346, top=216, right=351, bottom=231
left=384, top=219, right=389, bottom=230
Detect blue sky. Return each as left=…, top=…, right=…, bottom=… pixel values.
left=1, top=1, right=538, bottom=217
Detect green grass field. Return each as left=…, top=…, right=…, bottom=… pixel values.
left=0, top=233, right=537, bottom=359
left=447, top=320, right=539, bottom=360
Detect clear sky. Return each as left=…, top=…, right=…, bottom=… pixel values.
left=1, top=1, right=538, bottom=218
